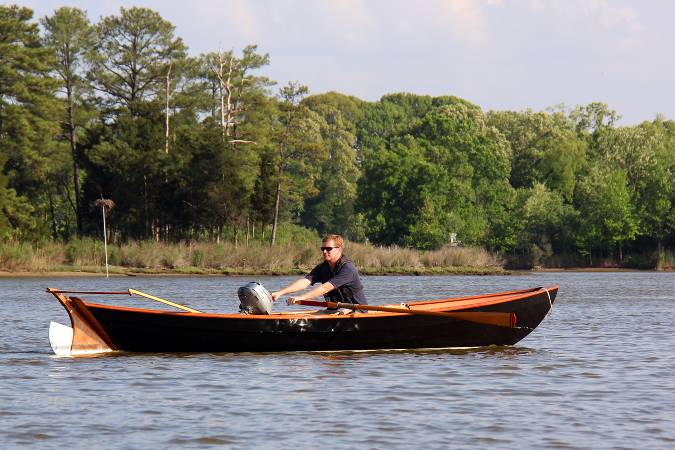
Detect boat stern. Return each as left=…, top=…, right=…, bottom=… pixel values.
left=46, top=288, right=116, bottom=357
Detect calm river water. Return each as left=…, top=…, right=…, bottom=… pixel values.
left=1, top=272, right=674, bottom=449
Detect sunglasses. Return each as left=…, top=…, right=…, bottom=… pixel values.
left=321, top=246, right=338, bottom=252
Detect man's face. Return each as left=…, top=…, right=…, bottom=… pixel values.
left=321, top=239, right=343, bottom=265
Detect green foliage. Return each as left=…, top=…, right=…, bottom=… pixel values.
left=302, top=94, right=362, bottom=239
left=514, top=183, right=578, bottom=258
left=0, top=5, right=61, bottom=239
left=0, top=5, right=671, bottom=268
left=487, top=109, right=586, bottom=200
left=41, top=7, right=93, bottom=89
left=404, top=197, right=450, bottom=250
left=570, top=102, right=620, bottom=134
left=88, top=7, right=186, bottom=113
left=41, top=7, right=95, bottom=237
left=268, top=82, right=327, bottom=244
left=358, top=99, right=514, bottom=250
left=0, top=154, right=36, bottom=239
left=85, top=104, right=166, bottom=238
left=302, top=92, right=363, bottom=132
left=575, top=167, right=638, bottom=257
left=358, top=135, right=438, bottom=245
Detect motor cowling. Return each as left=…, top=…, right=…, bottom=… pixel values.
left=238, top=282, right=274, bottom=315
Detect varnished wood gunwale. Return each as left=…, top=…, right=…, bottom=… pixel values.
left=67, top=285, right=558, bottom=320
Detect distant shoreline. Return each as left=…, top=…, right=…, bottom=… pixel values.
left=1, top=240, right=670, bottom=277
left=0, top=267, right=508, bottom=277
left=1, top=266, right=669, bottom=278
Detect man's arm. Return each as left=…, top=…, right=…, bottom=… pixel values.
left=290, top=282, right=335, bottom=302
left=271, top=278, right=312, bottom=301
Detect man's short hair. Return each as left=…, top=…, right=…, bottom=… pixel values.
left=322, top=234, right=344, bottom=248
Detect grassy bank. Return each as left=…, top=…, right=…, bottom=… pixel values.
left=0, top=239, right=506, bottom=276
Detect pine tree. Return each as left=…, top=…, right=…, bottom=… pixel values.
left=41, top=7, right=94, bottom=237
left=0, top=5, right=60, bottom=239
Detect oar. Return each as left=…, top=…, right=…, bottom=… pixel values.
left=128, top=288, right=203, bottom=313
left=289, top=299, right=516, bottom=328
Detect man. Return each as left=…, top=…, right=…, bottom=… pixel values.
left=271, top=234, right=367, bottom=310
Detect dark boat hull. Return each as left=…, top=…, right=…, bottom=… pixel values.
left=48, top=286, right=558, bottom=354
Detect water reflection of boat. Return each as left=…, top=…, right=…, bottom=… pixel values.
left=46, top=285, right=558, bottom=356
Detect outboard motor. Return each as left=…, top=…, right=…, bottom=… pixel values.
left=238, top=282, right=274, bottom=315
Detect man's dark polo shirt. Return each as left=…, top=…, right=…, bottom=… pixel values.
left=305, top=256, right=367, bottom=305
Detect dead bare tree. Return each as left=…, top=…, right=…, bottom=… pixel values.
left=165, top=62, right=172, bottom=153
left=203, top=46, right=271, bottom=145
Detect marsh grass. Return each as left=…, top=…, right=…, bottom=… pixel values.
left=0, top=239, right=506, bottom=274
left=349, top=243, right=423, bottom=270
left=0, top=242, right=67, bottom=271
left=421, top=245, right=502, bottom=268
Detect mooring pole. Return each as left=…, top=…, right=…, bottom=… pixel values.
left=102, top=203, right=109, bottom=278
left=94, top=198, right=115, bottom=278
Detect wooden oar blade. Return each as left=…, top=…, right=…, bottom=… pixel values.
left=292, top=299, right=329, bottom=308
left=448, top=311, right=516, bottom=328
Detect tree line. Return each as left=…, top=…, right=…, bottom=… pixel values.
left=1, top=5, right=673, bottom=268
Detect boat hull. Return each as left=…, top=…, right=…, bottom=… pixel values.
left=47, top=286, right=558, bottom=354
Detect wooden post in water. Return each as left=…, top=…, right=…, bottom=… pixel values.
left=95, top=198, right=115, bottom=278
left=103, top=205, right=108, bottom=277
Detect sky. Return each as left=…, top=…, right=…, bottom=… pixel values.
left=15, top=0, right=675, bottom=124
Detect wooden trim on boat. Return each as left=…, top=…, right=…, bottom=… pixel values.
left=62, top=285, right=557, bottom=321
left=402, top=285, right=557, bottom=306
left=47, top=288, right=117, bottom=352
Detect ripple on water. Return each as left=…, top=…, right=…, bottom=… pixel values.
left=169, top=436, right=238, bottom=446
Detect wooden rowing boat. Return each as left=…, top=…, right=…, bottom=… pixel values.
left=46, top=285, right=558, bottom=356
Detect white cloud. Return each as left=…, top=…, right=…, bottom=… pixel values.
left=574, top=0, right=643, bottom=49
left=313, top=0, right=376, bottom=49
left=313, top=0, right=502, bottom=48
left=430, top=0, right=489, bottom=44
left=591, top=0, right=641, bottom=33
left=423, top=0, right=505, bottom=45
left=318, top=0, right=370, bottom=27
left=527, top=0, right=545, bottom=10
left=226, top=0, right=258, bottom=39
left=185, top=0, right=258, bottom=43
